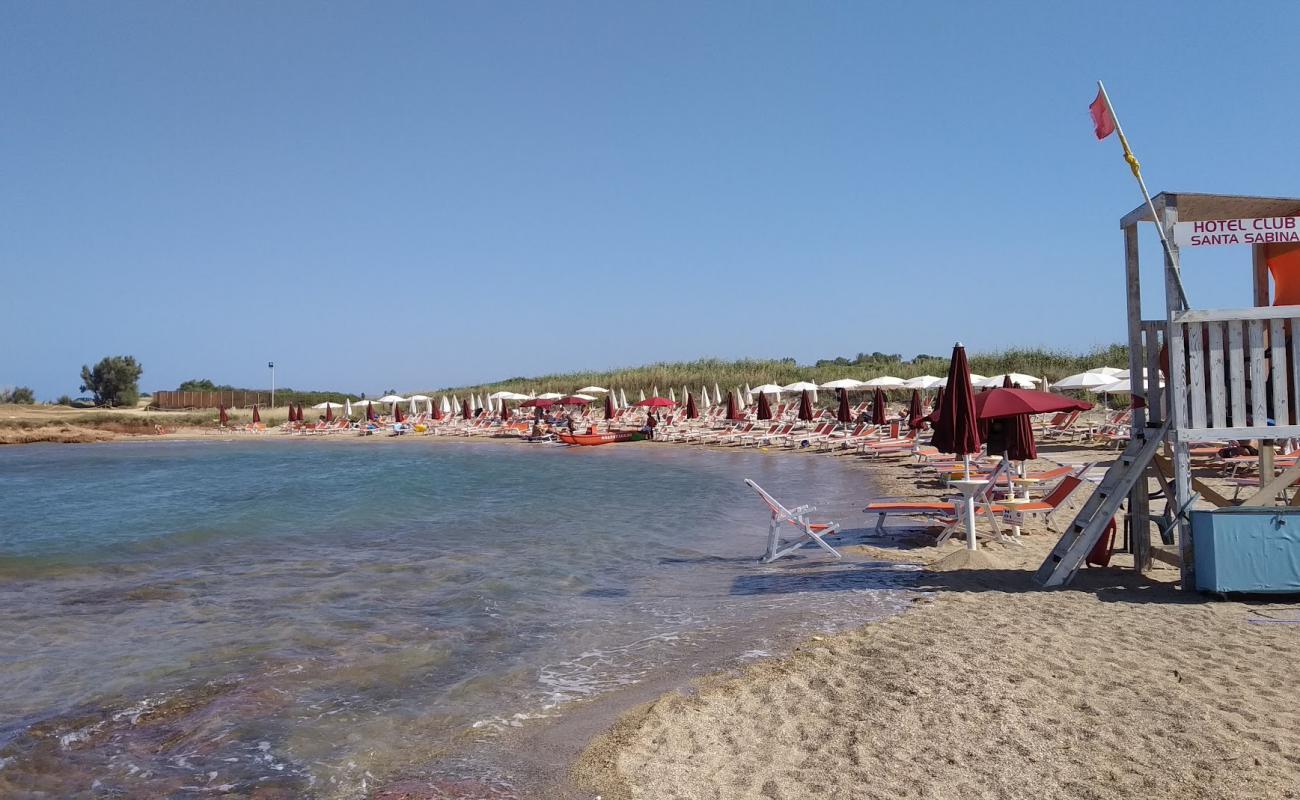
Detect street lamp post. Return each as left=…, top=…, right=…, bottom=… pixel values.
left=268, top=361, right=275, bottom=408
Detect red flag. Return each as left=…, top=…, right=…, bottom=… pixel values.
left=1089, top=89, right=1115, bottom=140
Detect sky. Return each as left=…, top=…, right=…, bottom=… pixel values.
left=3, top=2, right=1299, bottom=399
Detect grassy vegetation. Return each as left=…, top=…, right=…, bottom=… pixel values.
left=426, top=345, right=1130, bottom=397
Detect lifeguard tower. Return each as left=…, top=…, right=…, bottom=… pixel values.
left=1037, top=192, right=1300, bottom=589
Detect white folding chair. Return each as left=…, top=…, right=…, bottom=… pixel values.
left=744, top=479, right=842, bottom=563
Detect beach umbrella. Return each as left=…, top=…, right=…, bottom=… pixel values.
left=669, top=387, right=676, bottom=403
left=219, top=405, right=229, bottom=425
left=932, top=343, right=982, bottom=550
left=981, top=373, right=1041, bottom=389
left=821, top=378, right=865, bottom=390
left=366, top=401, right=376, bottom=421
left=714, top=383, right=723, bottom=406
left=871, top=388, right=888, bottom=425
left=700, top=386, right=711, bottom=407
left=395, top=404, right=405, bottom=423
left=500, top=399, right=510, bottom=421
left=744, top=383, right=753, bottom=403
left=974, top=388, right=1093, bottom=419
left=409, top=397, right=418, bottom=416
left=535, top=392, right=563, bottom=400
left=1086, top=366, right=1125, bottom=376
left=798, top=389, right=814, bottom=421
left=325, top=404, right=334, bottom=422
left=519, top=399, right=554, bottom=408
left=604, top=393, right=615, bottom=419
left=440, top=396, right=451, bottom=415
left=285, top=404, right=294, bottom=423
left=908, top=389, right=925, bottom=429
left=378, top=394, right=407, bottom=403
left=1051, top=371, right=1119, bottom=391
left=639, top=389, right=646, bottom=402
left=558, top=396, right=591, bottom=405
left=578, top=386, right=608, bottom=394
left=344, top=399, right=353, bottom=418
left=726, top=391, right=742, bottom=421
left=634, top=396, right=675, bottom=408
left=685, top=392, right=699, bottom=419
left=928, top=387, right=944, bottom=422
left=252, top=405, right=261, bottom=423
left=784, top=381, right=819, bottom=404
left=620, top=388, right=629, bottom=408
left=735, top=386, right=746, bottom=409
left=751, top=383, right=783, bottom=399
left=757, top=392, right=772, bottom=420
left=431, top=400, right=442, bottom=421
left=863, top=376, right=906, bottom=389
left=460, top=398, right=471, bottom=419
left=836, top=388, right=852, bottom=423
left=902, top=375, right=943, bottom=390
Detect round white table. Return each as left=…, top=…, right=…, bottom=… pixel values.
left=950, top=478, right=990, bottom=551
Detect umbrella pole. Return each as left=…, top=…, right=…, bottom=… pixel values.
left=963, top=453, right=977, bottom=551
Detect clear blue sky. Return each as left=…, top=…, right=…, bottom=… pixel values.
left=3, top=2, right=1297, bottom=399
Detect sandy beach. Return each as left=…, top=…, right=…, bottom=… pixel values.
left=574, top=439, right=1300, bottom=800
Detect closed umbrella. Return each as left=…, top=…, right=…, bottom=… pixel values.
left=325, top=404, right=334, bottom=422
left=735, top=386, right=746, bottom=409
left=500, top=399, right=510, bottom=421
left=440, top=396, right=451, bottom=415
left=798, top=389, right=814, bottom=421
left=462, top=398, right=472, bottom=420
left=700, top=386, right=711, bottom=407
left=604, top=393, right=615, bottom=420
left=871, top=388, right=888, bottom=425
left=367, top=401, right=376, bottom=421
left=932, top=343, right=982, bottom=550
left=744, top=383, right=753, bottom=404
left=409, top=398, right=418, bottom=416
left=286, top=404, right=295, bottom=423
left=726, top=391, right=741, bottom=421
left=431, top=400, right=443, bottom=421
left=219, top=405, right=229, bottom=426
left=927, top=387, right=945, bottom=423
left=714, top=383, right=723, bottom=406
left=426, top=399, right=433, bottom=417
left=639, top=389, right=646, bottom=402
left=908, top=389, right=924, bottom=429
left=836, top=388, right=852, bottom=423
left=345, top=399, right=353, bottom=418
left=756, top=392, right=772, bottom=420
left=252, top=405, right=261, bottom=423
left=669, top=387, right=676, bottom=404
left=685, top=392, right=699, bottom=419
left=620, top=388, right=629, bottom=408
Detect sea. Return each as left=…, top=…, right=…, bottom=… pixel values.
left=0, top=438, right=918, bottom=798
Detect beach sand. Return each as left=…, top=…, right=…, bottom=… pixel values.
left=574, top=441, right=1300, bottom=800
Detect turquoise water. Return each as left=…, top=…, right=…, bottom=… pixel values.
left=0, top=439, right=914, bottom=797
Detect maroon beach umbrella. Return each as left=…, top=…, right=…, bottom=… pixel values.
left=604, top=394, right=615, bottom=420
left=1002, top=374, right=1014, bottom=389
left=325, top=404, right=334, bottom=422
left=685, top=392, right=699, bottom=419
left=219, top=405, right=229, bottom=426
left=290, top=404, right=298, bottom=422
left=367, top=402, right=376, bottom=421
left=726, top=391, right=741, bottom=421
left=797, top=389, right=814, bottom=421
left=836, top=388, right=852, bottom=423
left=462, top=399, right=472, bottom=420
left=756, top=392, right=772, bottom=420
left=395, top=405, right=405, bottom=423
left=931, top=343, right=981, bottom=460
left=908, top=389, right=924, bottom=429
left=633, top=397, right=675, bottom=408
left=927, top=386, right=945, bottom=424
left=501, top=401, right=511, bottom=421
left=1003, top=413, right=1038, bottom=462
left=252, top=405, right=261, bottom=424
left=871, top=388, right=887, bottom=425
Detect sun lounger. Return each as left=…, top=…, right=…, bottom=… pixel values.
left=745, top=479, right=842, bottom=562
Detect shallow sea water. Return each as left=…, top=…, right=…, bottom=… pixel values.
left=0, top=438, right=917, bottom=797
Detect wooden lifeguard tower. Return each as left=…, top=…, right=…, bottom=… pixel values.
left=1037, top=192, right=1300, bottom=589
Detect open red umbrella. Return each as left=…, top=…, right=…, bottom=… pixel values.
left=685, top=392, right=699, bottom=419
left=604, top=394, right=615, bottom=420
left=325, top=404, right=334, bottom=422
left=633, top=397, right=675, bottom=408
left=219, top=405, right=229, bottom=426
left=520, top=398, right=554, bottom=408
left=797, top=389, right=814, bottom=421
left=871, top=388, right=887, bottom=425
left=558, top=396, right=591, bottom=406
left=462, top=399, right=472, bottom=420
left=756, top=392, right=772, bottom=420
left=836, top=388, right=852, bottom=423
left=973, top=388, right=1092, bottom=419
left=908, top=389, right=924, bottom=429
left=252, top=405, right=261, bottom=423
left=726, top=391, right=742, bottom=421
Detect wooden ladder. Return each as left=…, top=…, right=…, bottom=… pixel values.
left=1034, top=420, right=1170, bottom=588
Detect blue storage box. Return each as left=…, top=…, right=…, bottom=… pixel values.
left=1191, top=508, right=1300, bottom=594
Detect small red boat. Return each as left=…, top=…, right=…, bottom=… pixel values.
left=556, top=431, right=647, bottom=446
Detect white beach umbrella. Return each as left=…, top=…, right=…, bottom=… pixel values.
left=1086, top=366, right=1126, bottom=376
left=701, top=386, right=711, bottom=407
left=571, top=393, right=597, bottom=401
left=344, top=399, right=353, bottom=417
left=980, top=373, right=1041, bottom=388
left=652, top=385, right=659, bottom=398
left=1051, top=372, right=1120, bottom=391
left=714, top=383, right=723, bottom=405
left=620, top=388, right=629, bottom=408
left=536, top=392, right=564, bottom=400
left=1091, top=371, right=1164, bottom=394
left=312, top=401, right=345, bottom=410
left=425, top=398, right=434, bottom=416
left=409, top=397, right=418, bottom=415
left=820, top=378, right=866, bottom=390
left=967, top=374, right=987, bottom=385
left=577, top=386, right=609, bottom=394
left=377, top=395, right=406, bottom=403
left=409, top=394, right=430, bottom=402
left=901, top=375, right=944, bottom=390
left=440, top=396, right=452, bottom=414
left=668, top=387, right=676, bottom=403
left=451, top=395, right=460, bottom=411
left=734, top=386, right=746, bottom=409
left=861, top=376, right=906, bottom=389
left=751, top=383, right=783, bottom=397
left=639, top=389, right=646, bottom=402
left=781, top=381, right=820, bottom=392
left=681, top=386, right=689, bottom=406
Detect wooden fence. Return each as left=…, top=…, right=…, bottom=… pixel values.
left=152, top=390, right=272, bottom=409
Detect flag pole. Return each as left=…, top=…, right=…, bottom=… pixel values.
left=1097, top=80, right=1190, bottom=310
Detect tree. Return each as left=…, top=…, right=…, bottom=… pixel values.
left=178, top=378, right=217, bottom=391
left=55, top=394, right=73, bottom=406
left=1, top=386, right=35, bottom=404
left=80, top=356, right=143, bottom=407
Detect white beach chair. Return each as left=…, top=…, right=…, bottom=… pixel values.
left=744, top=479, right=842, bottom=563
